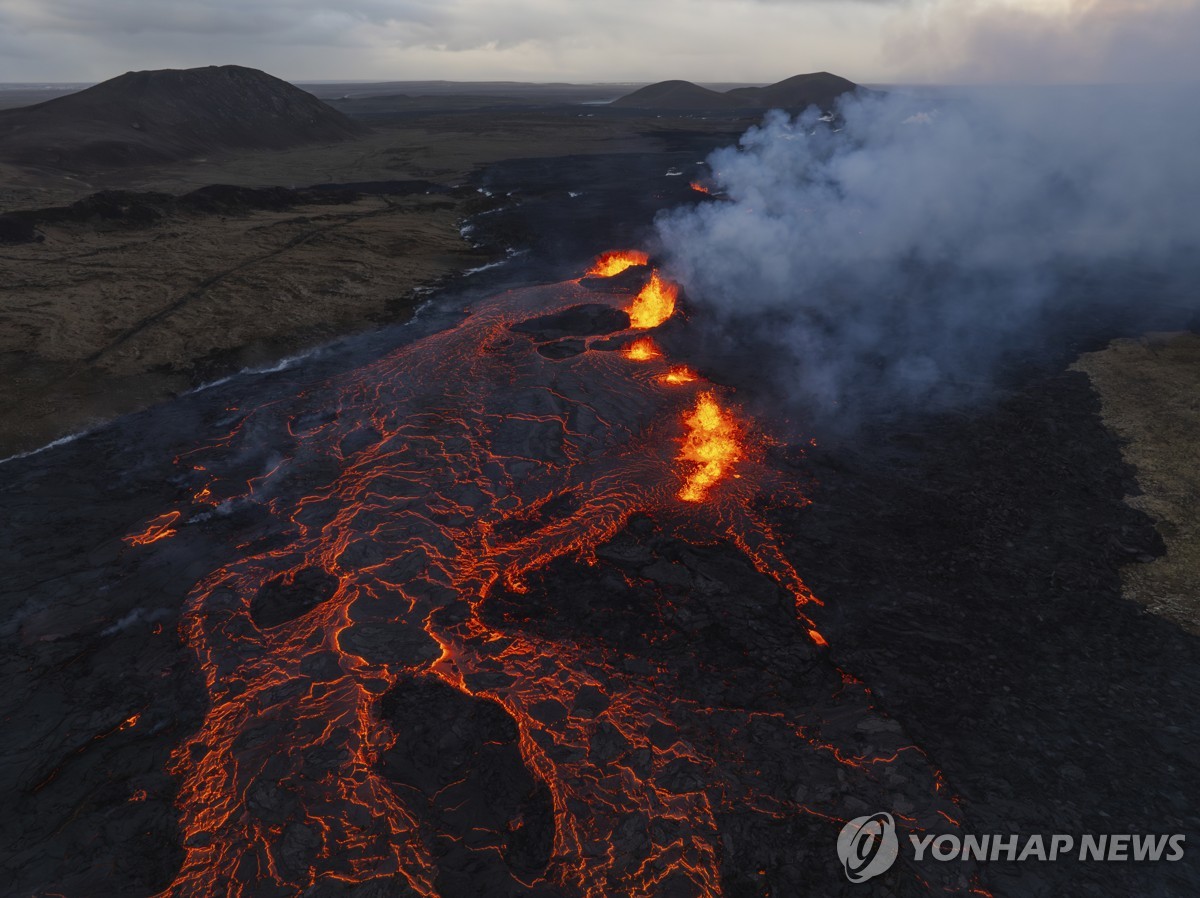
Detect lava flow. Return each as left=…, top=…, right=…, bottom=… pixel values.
left=125, top=251, right=973, bottom=897
left=124, top=511, right=182, bottom=547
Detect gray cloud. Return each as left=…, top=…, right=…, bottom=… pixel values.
left=0, top=0, right=893, bottom=81
left=1, top=1, right=447, bottom=42
left=888, top=0, right=1200, bottom=84
left=1, top=0, right=1196, bottom=82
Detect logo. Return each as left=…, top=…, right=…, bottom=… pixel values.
left=837, top=812, right=899, bottom=883
left=834, top=808, right=1186, bottom=886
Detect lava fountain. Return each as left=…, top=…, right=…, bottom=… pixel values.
left=624, top=337, right=662, bottom=361
left=123, top=254, right=971, bottom=897
left=677, top=392, right=743, bottom=503
left=627, top=271, right=678, bottom=330
left=587, top=249, right=649, bottom=278
left=660, top=366, right=698, bottom=386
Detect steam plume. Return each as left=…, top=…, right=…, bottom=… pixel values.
left=656, top=86, right=1200, bottom=430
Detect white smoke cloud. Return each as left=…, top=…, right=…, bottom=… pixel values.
left=656, top=85, right=1200, bottom=427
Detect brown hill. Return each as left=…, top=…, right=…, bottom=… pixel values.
left=610, top=80, right=751, bottom=110
left=0, top=65, right=366, bottom=170
left=727, top=71, right=862, bottom=111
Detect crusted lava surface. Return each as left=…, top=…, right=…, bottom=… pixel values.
left=2, top=266, right=970, bottom=898
left=1, top=145, right=1197, bottom=898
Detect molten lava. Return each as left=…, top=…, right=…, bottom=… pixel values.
left=122, top=248, right=971, bottom=898
left=624, top=337, right=661, bottom=361
left=677, top=391, right=744, bottom=503
left=586, top=249, right=649, bottom=278
left=627, top=271, right=678, bottom=330
left=690, top=181, right=710, bottom=195
left=124, top=511, right=181, bottom=547
left=660, top=366, right=698, bottom=385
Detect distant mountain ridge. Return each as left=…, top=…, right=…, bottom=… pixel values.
left=727, top=72, right=861, bottom=110
left=610, top=80, right=750, bottom=110
left=0, top=65, right=365, bottom=170
left=612, top=72, right=864, bottom=111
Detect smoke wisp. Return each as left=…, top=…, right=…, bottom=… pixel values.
left=656, top=85, right=1200, bottom=431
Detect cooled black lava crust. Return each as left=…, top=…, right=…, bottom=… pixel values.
left=1, top=135, right=1197, bottom=898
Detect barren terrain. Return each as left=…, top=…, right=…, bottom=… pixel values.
left=0, top=110, right=704, bottom=211
left=1076, top=332, right=1200, bottom=633
left=0, top=191, right=479, bottom=455
left=0, top=107, right=749, bottom=457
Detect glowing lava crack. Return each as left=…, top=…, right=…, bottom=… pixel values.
left=123, top=252, right=974, bottom=897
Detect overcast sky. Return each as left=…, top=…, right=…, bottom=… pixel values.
left=1, top=0, right=1197, bottom=84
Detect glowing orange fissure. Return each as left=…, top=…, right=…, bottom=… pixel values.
left=124, top=511, right=182, bottom=547
left=690, top=182, right=711, bottom=195
left=677, top=391, right=745, bottom=503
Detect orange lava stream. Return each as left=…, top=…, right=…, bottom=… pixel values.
left=127, top=256, right=968, bottom=898
left=124, top=511, right=182, bottom=547
left=689, top=182, right=710, bottom=195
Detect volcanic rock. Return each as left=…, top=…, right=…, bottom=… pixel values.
left=510, top=304, right=630, bottom=340
left=579, top=265, right=652, bottom=293
left=8, top=184, right=359, bottom=232
left=0, top=214, right=38, bottom=244
left=0, top=65, right=365, bottom=171
left=536, top=339, right=587, bottom=359
left=250, top=567, right=339, bottom=629
left=378, top=676, right=555, bottom=887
